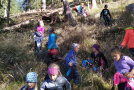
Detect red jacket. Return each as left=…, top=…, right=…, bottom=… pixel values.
left=121, top=27, right=134, bottom=49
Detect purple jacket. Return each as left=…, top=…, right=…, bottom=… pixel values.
left=114, top=56, right=134, bottom=74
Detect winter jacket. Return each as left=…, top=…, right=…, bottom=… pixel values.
left=48, top=33, right=57, bottom=50
left=121, top=27, right=134, bottom=49
left=40, top=75, right=71, bottom=90
left=65, top=49, right=77, bottom=68
left=91, top=52, right=108, bottom=68
left=100, top=9, right=111, bottom=18
left=114, top=56, right=134, bottom=74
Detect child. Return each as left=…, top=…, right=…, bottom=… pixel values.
left=47, top=27, right=58, bottom=58
left=65, top=43, right=81, bottom=85
left=21, top=72, right=38, bottom=90
left=40, top=63, right=71, bottom=90
left=34, top=20, right=45, bottom=52
left=37, top=20, right=45, bottom=37
left=111, top=46, right=134, bottom=90
left=73, top=4, right=88, bottom=17
left=100, top=5, right=112, bottom=26
left=91, top=44, right=108, bottom=73
left=120, top=21, right=134, bottom=57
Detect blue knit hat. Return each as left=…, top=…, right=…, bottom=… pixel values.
left=26, top=72, right=37, bottom=83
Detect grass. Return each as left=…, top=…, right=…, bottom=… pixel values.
left=0, top=0, right=134, bottom=90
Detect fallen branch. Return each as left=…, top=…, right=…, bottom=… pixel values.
left=3, top=19, right=34, bottom=31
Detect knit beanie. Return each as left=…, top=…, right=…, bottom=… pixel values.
left=26, top=72, right=37, bottom=83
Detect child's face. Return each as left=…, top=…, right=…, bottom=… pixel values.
left=49, top=74, right=58, bottom=81
left=111, top=52, right=121, bottom=61
left=74, top=46, right=80, bottom=53
left=28, top=82, right=36, bottom=88
left=92, top=48, right=98, bottom=53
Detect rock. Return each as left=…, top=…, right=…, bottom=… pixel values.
left=126, top=3, right=134, bottom=15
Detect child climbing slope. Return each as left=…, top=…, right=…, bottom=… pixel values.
left=40, top=63, right=71, bottom=90
left=34, top=20, right=45, bottom=52
left=120, top=21, right=134, bottom=57
left=111, top=46, right=134, bottom=90
left=65, top=43, right=81, bottom=85
left=91, top=44, right=108, bottom=74
left=21, top=72, right=38, bottom=90
left=100, top=5, right=112, bottom=26
left=47, top=27, right=58, bottom=59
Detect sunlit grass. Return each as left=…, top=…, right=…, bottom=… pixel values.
left=0, top=0, right=134, bottom=90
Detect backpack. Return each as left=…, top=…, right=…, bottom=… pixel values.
left=35, top=31, right=42, bottom=37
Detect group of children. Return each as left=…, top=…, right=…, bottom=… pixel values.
left=73, top=4, right=112, bottom=26
left=34, top=20, right=58, bottom=57
left=23, top=6, right=134, bottom=90
left=21, top=42, right=134, bottom=90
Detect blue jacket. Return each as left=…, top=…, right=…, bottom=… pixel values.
left=48, top=33, right=57, bottom=50
left=65, top=49, right=77, bottom=67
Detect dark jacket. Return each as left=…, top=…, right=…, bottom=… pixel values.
left=100, top=9, right=111, bottom=18
left=91, top=52, right=108, bottom=69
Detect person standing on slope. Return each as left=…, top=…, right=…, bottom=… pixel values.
left=120, top=21, right=134, bottom=57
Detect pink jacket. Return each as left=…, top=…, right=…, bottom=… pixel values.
left=114, top=72, right=134, bottom=89
left=37, top=26, right=44, bottom=36
left=121, top=27, right=134, bottom=49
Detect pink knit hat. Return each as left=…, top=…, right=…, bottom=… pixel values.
left=48, top=68, right=59, bottom=75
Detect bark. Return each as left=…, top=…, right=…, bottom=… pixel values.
left=7, top=0, right=10, bottom=26
left=92, top=0, right=98, bottom=9
left=100, top=0, right=103, bottom=5
left=4, top=6, right=7, bottom=17
left=42, top=0, right=46, bottom=11
left=52, top=0, right=54, bottom=5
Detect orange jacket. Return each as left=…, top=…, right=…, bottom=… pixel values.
left=121, top=27, right=134, bottom=49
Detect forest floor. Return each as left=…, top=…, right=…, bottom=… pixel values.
left=0, top=0, right=134, bottom=90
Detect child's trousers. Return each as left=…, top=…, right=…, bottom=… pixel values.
left=129, top=48, right=134, bottom=57
left=67, top=65, right=81, bottom=85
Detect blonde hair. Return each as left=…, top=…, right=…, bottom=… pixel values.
left=48, top=63, right=62, bottom=76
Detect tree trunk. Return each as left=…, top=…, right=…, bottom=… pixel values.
left=100, top=0, right=102, bottom=5
left=88, top=0, right=90, bottom=11
left=4, top=6, right=7, bottom=17
left=79, top=0, right=81, bottom=3
left=7, top=0, right=10, bottom=26
left=63, top=0, right=74, bottom=21
left=51, top=0, right=54, bottom=5
left=92, top=0, right=98, bottom=9
left=42, top=0, right=46, bottom=11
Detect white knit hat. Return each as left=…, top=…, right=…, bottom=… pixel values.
left=72, top=43, right=80, bottom=49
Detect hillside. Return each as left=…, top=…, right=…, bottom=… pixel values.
left=0, top=0, right=134, bottom=90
